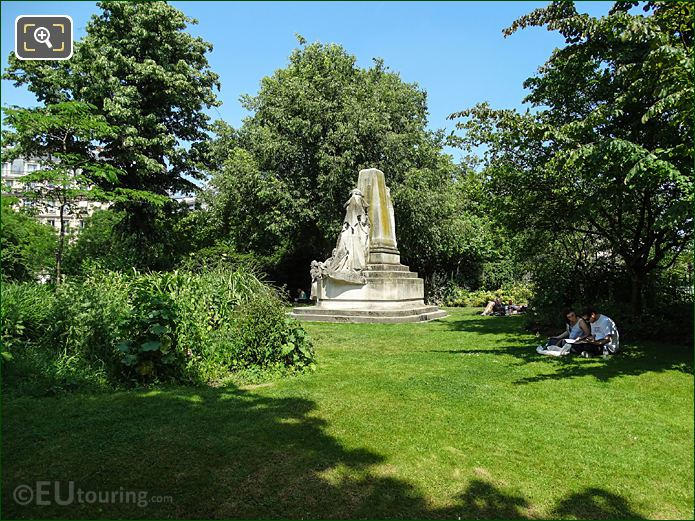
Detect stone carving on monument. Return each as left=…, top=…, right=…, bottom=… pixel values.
left=292, top=168, right=447, bottom=323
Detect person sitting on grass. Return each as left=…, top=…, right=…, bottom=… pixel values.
left=481, top=297, right=505, bottom=316
left=537, top=308, right=590, bottom=356
left=569, top=307, right=620, bottom=358
left=507, top=300, right=527, bottom=315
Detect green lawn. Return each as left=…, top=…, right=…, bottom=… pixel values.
left=3, top=308, right=693, bottom=519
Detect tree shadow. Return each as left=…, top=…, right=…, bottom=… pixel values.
left=433, top=316, right=693, bottom=385
left=2, top=384, right=650, bottom=519
left=435, top=479, right=530, bottom=519
left=551, top=487, right=646, bottom=519
left=515, top=346, right=693, bottom=385
left=437, top=315, right=531, bottom=336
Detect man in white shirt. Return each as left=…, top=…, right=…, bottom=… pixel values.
left=570, top=307, right=620, bottom=357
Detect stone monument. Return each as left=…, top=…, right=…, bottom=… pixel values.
left=290, top=168, right=447, bottom=323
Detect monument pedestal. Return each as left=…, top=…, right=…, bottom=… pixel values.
left=291, top=262, right=446, bottom=323
left=290, top=168, right=446, bottom=324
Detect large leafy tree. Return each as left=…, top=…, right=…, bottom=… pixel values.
left=206, top=40, right=488, bottom=287
left=2, top=102, right=131, bottom=282
left=4, top=2, right=221, bottom=233
left=450, top=1, right=693, bottom=314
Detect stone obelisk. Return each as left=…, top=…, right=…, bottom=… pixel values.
left=290, top=168, right=446, bottom=323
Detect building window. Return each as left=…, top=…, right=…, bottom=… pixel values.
left=11, top=159, right=24, bottom=175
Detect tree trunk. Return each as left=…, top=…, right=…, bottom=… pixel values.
left=630, top=270, right=645, bottom=316
left=55, top=203, right=66, bottom=285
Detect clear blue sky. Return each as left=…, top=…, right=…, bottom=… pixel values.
left=1, top=1, right=612, bottom=160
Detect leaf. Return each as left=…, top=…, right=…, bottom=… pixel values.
left=160, top=335, right=172, bottom=353
left=298, top=342, right=311, bottom=357
left=140, top=340, right=162, bottom=352
left=116, top=341, right=131, bottom=353
left=122, top=354, right=137, bottom=366
left=150, top=323, right=167, bottom=335
left=281, top=342, right=295, bottom=356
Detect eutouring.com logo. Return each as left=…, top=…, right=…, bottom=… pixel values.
left=13, top=481, right=172, bottom=508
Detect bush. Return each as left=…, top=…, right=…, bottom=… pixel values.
left=1, top=283, right=55, bottom=351
left=1, top=200, right=56, bottom=282
left=1, top=267, right=315, bottom=393
left=1, top=282, right=109, bottom=395
left=440, top=282, right=534, bottom=308
left=232, top=295, right=315, bottom=369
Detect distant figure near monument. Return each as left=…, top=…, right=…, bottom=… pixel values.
left=292, top=168, right=447, bottom=323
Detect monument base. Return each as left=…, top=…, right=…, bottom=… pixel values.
left=290, top=263, right=447, bottom=323
left=290, top=305, right=447, bottom=323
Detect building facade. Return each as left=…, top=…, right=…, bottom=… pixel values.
left=2, top=157, right=109, bottom=233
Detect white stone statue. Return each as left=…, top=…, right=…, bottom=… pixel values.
left=293, top=168, right=446, bottom=323
left=310, top=188, right=370, bottom=288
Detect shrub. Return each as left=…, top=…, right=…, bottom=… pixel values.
left=1, top=283, right=55, bottom=351
left=1, top=200, right=57, bottom=282
left=440, top=282, right=534, bottom=308
left=1, top=282, right=109, bottom=395
left=232, top=294, right=314, bottom=369
left=2, top=267, right=315, bottom=393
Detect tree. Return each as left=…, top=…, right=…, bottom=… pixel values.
left=205, top=40, right=479, bottom=287
left=2, top=101, right=129, bottom=282
left=0, top=198, right=56, bottom=282
left=4, top=2, right=221, bottom=235
left=63, top=204, right=202, bottom=276
left=450, top=1, right=693, bottom=314
left=393, top=164, right=496, bottom=287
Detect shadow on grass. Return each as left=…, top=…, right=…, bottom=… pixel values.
left=2, top=384, right=646, bottom=519
left=433, top=316, right=693, bottom=384
left=551, top=487, right=646, bottom=519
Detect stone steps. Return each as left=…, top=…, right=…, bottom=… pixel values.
left=365, top=263, right=410, bottom=272
left=291, top=305, right=438, bottom=317
left=364, top=270, right=418, bottom=279
left=289, top=307, right=447, bottom=323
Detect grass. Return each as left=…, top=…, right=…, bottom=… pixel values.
left=3, top=308, right=693, bottom=519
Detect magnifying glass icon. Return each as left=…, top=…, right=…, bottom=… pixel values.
left=33, top=26, right=53, bottom=49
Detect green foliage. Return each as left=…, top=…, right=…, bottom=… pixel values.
left=204, top=41, right=483, bottom=286
left=2, top=268, right=314, bottom=393
left=1, top=283, right=55, bottom=351
left=450, top=1, right=693, bottom=316
left=523, top=239, right=693, bottom=344
left=62, top=210, right=137, bottom=274
left=178, top=241, right=260, bottom=273
left=0, top=199, right=56, bottom=282
left=63, top=205, right=204, bottom=276
left=393, top=167, right=495, bottom=283
left=1, top=101, right=135, bottom=281
left=232, top=295, right=315, bottom=370
left=441, top=282, right=534, bottom=308
left=0, top=283, right=108, bottom=395
left=3, top=2, right=220, bottom=233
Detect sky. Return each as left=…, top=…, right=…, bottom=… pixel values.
left=1, top=1, right=613, bottom=160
